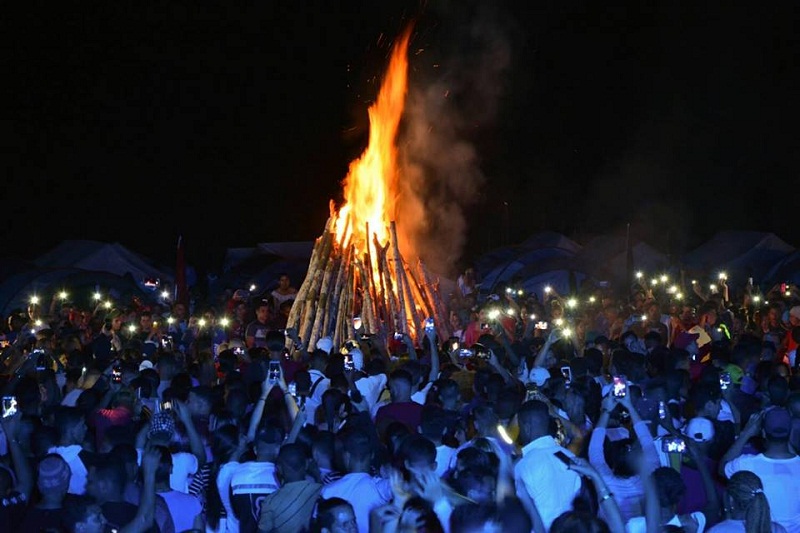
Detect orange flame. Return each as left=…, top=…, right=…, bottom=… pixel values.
left=332, top=27, right=412, bottom=253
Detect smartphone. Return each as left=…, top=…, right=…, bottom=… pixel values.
left=553, top=450, right=574, bottom=466
left=458, top=348, right=473, bottom=359
left=658, top=400, right=667, bottom=420
left=161, top=336, right=173, bottom=350
left=662, top=436, right=686, bottom=453
left=268, top=360, right=281, bottom=384
left=561, top=366, right=572, bottom=384
left=480, top=322, right=489, bottom=330
left=719, top=372, right=731, bottom=391
left=535, top=321, right=548, bottom=330
left=424, top=317, right=435, bottom=332
left=344, top=354, right=354, bottom=372
left=525, top=383, right=540, bottom=401
left=161, top=401, right=172, bottom=412
left=233, top=346, right=245, bottom=356
left=612, top=375, right=627, bottom=398
left=112, top=366, right=123, bottom=384
left=2, top=396, right=17, bottom=419
left=474, top=345, right=491, bottom=360
left=393, top=332, right=404, bottom=340
left=353, top=316, right=362, bottom=330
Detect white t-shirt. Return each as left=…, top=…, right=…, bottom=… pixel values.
left=159, top=489, right=202, bottom=533
left=435, top=444, right=457, bottom=477
left=708, top=518, right=787, bottom=533
left=49, top=444, right=87, bottom=495
left=355, top=373, right=388, bottom=411
left=411, top=382, right=433, bottom=405
left=626, top=512, right=706, bottom=533
left=724, top=454, right=800, bottom=533
left=320, top=473, right=389, bottom=533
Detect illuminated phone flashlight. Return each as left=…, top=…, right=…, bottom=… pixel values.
left=710, top=284, right=717, bottom=292
left=488, top=309, right=501, bottom=320
left=676, top=292, right=684, bottom=300
left=152, top=321, right=158, bottom=327
left=128, top=324, right=137, bottom=333
left=554, top=318, right=564, bottom=326
left=104, top=301, right=112, bottom=309
left=718, top=272, right=727, bottom=280
left=787, top=290, right=792, bottom=296
left=506, top=287, right=514, bottom=295
left=667, top=285, right=677, bottom=294
left=753, top=295, right=761, bottom=303
left=562, top=327, right=572, bottom=337
left=249, top=284, right=257, bottom=292
left=635, top=271, right=643, bottom=279
left=660, top=274, right=668, bottom=283
left=30, top=295, right=40, bottom=305
left=651, top=278, right=659, bottom=286
left=93, top=292, right=102, bottom=301
left=160, top=290, right=170, bottom=299
left=529, top=314, right=536, bottom=320
left=506, top=308, right=515, bottom=316
left=59, top=291, right=68, bottom=300
left=517, top=289, right=524, bottom=296
left=167, top=317, right=175, bottom=325
left=34, top=319, right=43, bottom=327
left=497, top=424, right=514, bottom=445
left=220, top=317, right=230, bottom=327
left=544, top=286, right=552, bottom=294
left=567, top=298, right=577, bottom=309
left=588, top=296, right=596, bottom=303
left=198, top=318, right=207, bottom=328
left=641, top=314, right=647, bottom=321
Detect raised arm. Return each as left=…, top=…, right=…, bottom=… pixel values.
left=173, top=400, right=207, bottom=467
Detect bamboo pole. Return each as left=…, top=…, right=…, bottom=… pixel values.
left=323, top=245, right=349, bottom=341
left=416, top=261, right=450, bottom=339
left=308, top=254, right=337, bottom=349
left=389, top=222, right=409, bottom=336
left=299, top=228, right=335, bottom=348
left=379, top=244, right=399, bottom=335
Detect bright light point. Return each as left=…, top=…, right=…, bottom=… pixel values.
left=710, top=284, right=717, bottom=291
left=59, top=291, right=68, bottom=300
left=220, top=317, right=230, bottom=327
left=635, top=271, right=643, bottom=279
left=506, top=308, right=515, bottom=316
left=488, top=309, right=500, bottom=320
left=589, top=296, right=596, bottom=303
left=529, top=314, right=536, bottom=320
left=249, top=284, right=257, bottom=292
left=753, top=295, right=761, bottom=303
left=506, top=287, right=513, bottom=294
left=103, top=301, right=112, bottom=309
left=562, top=327, right=572, bottom=337
left=641, top=314, right=647, bottom=321
left=567, top=298, right=577, bottom=308
left=668, top=285, right=677, bottom=294
left=34, top=319, right=42, bottom=327
left=517, top=289, right=524, bottom=296
left=787, top=291, right=792, bottom=296
left=198, top=318, right=207, bottom=327
left=676, top=292, right=683, bottom=300
left=30, top=295, right=39, bottom=305
left=651, top=279, right=659, bottom=285
left=660, top=275, right=668, bottom=283
left=128, top=325, right=136, bottom=333
left=691, top=280, right=697, bottom=285
left=554, top=318, right=564, bottom=326
left=93, top=292, right=102, bottom=300
left=718, top=272, right=727, bottom=280
left=167, top=317, right=175, bottom=324
left=161, top=290, right=169, bottom=299
left=497, top=424, right=514, bottom=445
left=544, top=286, right=552, bottom=294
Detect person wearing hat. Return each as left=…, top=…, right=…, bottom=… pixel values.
left=676, top=417, right=725, bottom=516
left=17, top=453, right=73, bottom=531
left=721, top=407, right=800, bottom=533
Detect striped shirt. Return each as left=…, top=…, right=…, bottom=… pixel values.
left=258, top=480, right=322, bottom=533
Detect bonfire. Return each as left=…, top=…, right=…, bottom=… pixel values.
left=285, top=27, right=450, bottom=350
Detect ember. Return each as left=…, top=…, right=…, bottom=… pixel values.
left=285, top=26, right=450, bottom=350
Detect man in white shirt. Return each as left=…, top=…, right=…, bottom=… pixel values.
left=514, top=399, right=581, bottom=530
left=722, top=407, right=800, bottom=533
left=154, top=445, right=203, bottom=533
left=49, top=406, right=89, bottom=495
left=303, top=350, right=330, bottom=426
left=320, top=428, right=388, bottom=533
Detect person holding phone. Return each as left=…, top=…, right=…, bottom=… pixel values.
left=587, top=390, right=661, bottom=521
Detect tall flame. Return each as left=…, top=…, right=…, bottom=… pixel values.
left=332, top=28, right=412, bottom=253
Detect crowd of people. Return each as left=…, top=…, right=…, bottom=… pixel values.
left=0, top=266, right=799, bottom=533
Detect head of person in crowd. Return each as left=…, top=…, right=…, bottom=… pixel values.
left=312, top=497, right=358, bottom=533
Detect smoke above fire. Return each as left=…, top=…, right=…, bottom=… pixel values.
left=394, top=3, right=513, bottom=278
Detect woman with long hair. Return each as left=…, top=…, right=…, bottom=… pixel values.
left=708, top=470, right=786, bottom=533
left=197, top=423, right=246, bottom=533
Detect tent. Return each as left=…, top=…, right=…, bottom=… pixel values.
left=475, top=232, right=586, bottom=299
left=764, top=250, right=800, bottom=287
left=680, top=231, right=795, bottom=286
left=34, top=240, right=173, bottom=288
left=575, top=235, right=670, bottom=287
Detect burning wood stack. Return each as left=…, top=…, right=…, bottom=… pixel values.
left=285, top=218, right=451, bottom=352
left=284, top=25, right=450, bottom=352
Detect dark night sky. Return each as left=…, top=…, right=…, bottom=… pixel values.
left=3, top=2, right=798, bottom=279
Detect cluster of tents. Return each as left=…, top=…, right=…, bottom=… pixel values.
left=0, top=231, right=796, bottom=318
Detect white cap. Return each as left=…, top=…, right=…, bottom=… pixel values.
left=316, top=336, right=333, bottom=355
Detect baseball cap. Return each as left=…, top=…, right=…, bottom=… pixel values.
left=148, top=411, right=175, bottom=440
left=528, top=367, right=550, bottom=386
left=763, top=407, right=792, bottom=439
left=684, top=417, right=715, bottom=443
left=316, top=336, right=333, bottom=355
